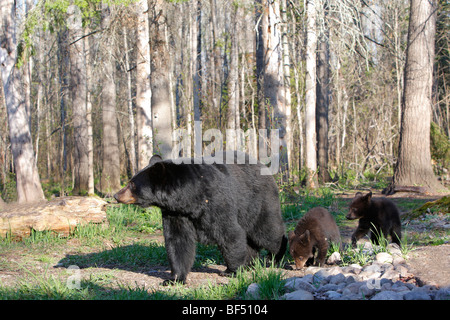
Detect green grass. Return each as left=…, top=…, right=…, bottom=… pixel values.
left=0, top=186, right=446, bottom=300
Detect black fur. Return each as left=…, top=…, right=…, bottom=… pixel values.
left=114, top=152, right=287, bottom=284
left=346, top=191, right=402, bottom=248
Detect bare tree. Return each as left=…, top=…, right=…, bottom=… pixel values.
left=135, top=0, right=153, bottom=170
left=390, top=0, right=444, bottom=193
left=150, top=0, right=173, bottom=159
left=0, top=0, right=45, bottom=202
left=305, top=0, right=318, bottom=189
left=316, top=0, right=331, bottom=183
left=67, top=4, right=90, bottom=195
left=99, top=4, right=121, bottom=195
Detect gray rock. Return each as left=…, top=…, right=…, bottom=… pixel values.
left=318, top=283, right=339, bottom=292
left=341, top=264, right=362, bottom=275
left=329, top=273, right=346, bottom=285
left=325, top=291, right=342, bottom=299
left=345, top=275, right=357, bottom=285
left=284, top=277, right=316, bottom=293
left=282, top=289, right=314, bottom=300
left=342, top=282, right=364, bottom=296
left=371, top=290, right=405, bottom=300
left=404, top=290, right=432, bottom=300
left=246, top=283, right=260, bottom=299
left=435, top=288, right=450, bottom=300
left=359, top=283, right=376, bottom=298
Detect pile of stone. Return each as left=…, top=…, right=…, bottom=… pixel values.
left=246, top=243, right=450, bottom=300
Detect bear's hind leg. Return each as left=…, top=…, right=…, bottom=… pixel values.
left=218, top=229, right=248, bottom=276
left=162, top=214, right=196, bottom=285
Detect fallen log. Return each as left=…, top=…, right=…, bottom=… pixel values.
left=0, top=196, right=108, bottom=239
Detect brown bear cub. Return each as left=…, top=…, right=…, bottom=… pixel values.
left=288, top=207, right=341, bottom=269
left=346, top=191, right=401, bottom=248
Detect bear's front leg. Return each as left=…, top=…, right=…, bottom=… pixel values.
left=351, top=226, right=369, bottom=248
left=162, top=214, right=196, bottom=285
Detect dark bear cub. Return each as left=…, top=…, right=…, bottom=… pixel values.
left=346, top=191, right=402, bottom=247
left=288, top=207, right=341, bottom=269
left=114, top=152, right=287, bottom=285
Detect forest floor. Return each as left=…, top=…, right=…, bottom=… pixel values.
left=0, top=188, right=449, bottom=299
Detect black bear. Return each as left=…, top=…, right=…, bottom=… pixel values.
left=346, top=191, right=402, bottom=247
left=114, top=152, right=287, bottom=284
left=288, top=207, right=341, bottom=269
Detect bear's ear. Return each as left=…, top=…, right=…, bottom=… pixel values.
left=299, top=230, right=310, bottom=244
left=355, top=192, right=363, bottom=198
left=149, top=154, right=163, bottom=167
left=363, top=191, right=372, bottom=203
left=288, top=230, right=296, bottom=242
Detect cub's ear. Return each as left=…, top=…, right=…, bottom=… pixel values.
left=364, top=191, right=373, bottom=203
left=355, top=192, right=363, bottom=198
left=288, top=230, right=296, bottom=242
left=300, top=230, right=310, bottom=244
left=149, top=154, right=163, bottom=166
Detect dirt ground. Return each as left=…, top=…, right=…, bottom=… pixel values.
left=0, top=191, right=449, bottom=294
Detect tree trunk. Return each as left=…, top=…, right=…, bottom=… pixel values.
left=391, top=0, right=444, bottom=193
left=227, top=4, right=240, bottom=131
left=67, top=4, right=89, bottom=195
left=100, top=4, right=121, bottom=195
left=281, top=0, right=293, bottom=180
left=150, top=0, right=173, bottom=160
left=316, top=1, right=331, bottom=184
left=258, top=0, right=288, bottom=177
left=0, top=197, right=107, bottom=239
left=305, top=0, right=318, bottom=189
left=135, top=0, right=153, bottom=170
left=0, top=0, right=45, bottom=203
left=123, top=26, right=137, bottom=176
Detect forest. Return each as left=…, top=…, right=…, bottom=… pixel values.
left=0, top=0, right=449, bottom=204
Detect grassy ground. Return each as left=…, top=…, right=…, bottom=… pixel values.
left=0, top=187, right=448, bottom=300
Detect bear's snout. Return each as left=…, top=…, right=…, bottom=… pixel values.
left=114, top=186, right=137, bottom=205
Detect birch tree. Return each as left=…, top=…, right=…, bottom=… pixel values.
left=150, top=0, right=173, bottom=159
left=0, top=0, right=45, bottom=203
left=135, top=0, right=153, bottom=170
left=305, top=0, right=318, bottom=189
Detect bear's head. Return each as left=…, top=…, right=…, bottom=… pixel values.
left=346, top=191, right=372, bottom=220
left=114, top=155, right=165, bottom=207
left=288, top=230, right=314, bottom=269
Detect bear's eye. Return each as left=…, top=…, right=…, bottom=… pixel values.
left=129, top=182, right=136, bottom=191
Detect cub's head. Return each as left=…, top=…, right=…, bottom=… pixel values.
left=288, top=230, right=314, bottom=270
left=114, top=155, right=165, bottom=207
left=346, top=191, right=372, bottom=220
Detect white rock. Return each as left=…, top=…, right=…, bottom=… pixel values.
left=327, top=252, right=342, bottom=265
left=375, top=252, right=393, bottom=264
left=282, top=289, right=314, bottom=300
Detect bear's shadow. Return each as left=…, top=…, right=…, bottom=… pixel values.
left=55, top=242, right=226, bottom=282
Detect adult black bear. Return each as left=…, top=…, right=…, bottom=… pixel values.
left=346, top=191, right=402, bottom=248
left=114, top=152, right=287, bottom=284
